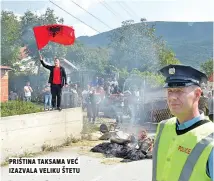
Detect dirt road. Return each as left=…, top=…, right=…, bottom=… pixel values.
left=1, top=143, right=152, bottom=181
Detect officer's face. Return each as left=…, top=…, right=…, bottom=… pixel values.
left=167, top=86, right=201, bottom=116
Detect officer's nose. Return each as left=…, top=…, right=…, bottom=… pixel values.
left=168, top=92, right=178, bottom=101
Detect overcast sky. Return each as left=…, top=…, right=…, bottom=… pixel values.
left=2, top=0, right=214, bottom=37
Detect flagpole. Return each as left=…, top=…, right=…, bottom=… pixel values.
left=38, top=50, right=42, bottom=57
left=37, top=50, right=42, bottom=89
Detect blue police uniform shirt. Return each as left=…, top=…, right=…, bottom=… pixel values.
left=176, top=113, right=214, bottom=180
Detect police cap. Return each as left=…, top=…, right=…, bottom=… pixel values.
left=159, top=64, right=208, bottom=88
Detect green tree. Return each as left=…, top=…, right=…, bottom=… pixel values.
left=129, top=69, right=165, bottom=87
left=200, top=58, right=213, bottom=77
left=82, top=47, right=110, bottom=73
left=109, top=20, right=180, bottom=71
left=159, top=48, right=180, bottom=68
left=20, top=8, right=68, bottom=74
left=1, top=11, right=21, bottom=67
left=66, top=42, right=110, bottom=73
left=108, top=19, right=180, bottom=88
left=65, top=41, right=86, bottom=67
left=20, top=8, right=67, bottom=59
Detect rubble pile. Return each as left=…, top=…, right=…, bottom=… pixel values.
left=90, top=124, right=154, bottom=162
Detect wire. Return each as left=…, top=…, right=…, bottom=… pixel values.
left=49, top=0, right=101, bottom=33
left=70, top=0, right=113, bottom=30
left=99, top=0, right=117, bottom=16
left=98, top=0, right=123, bottom=21
left=117, top=2, right=134, bottom=19
left=122, top=2, right=140, bottom=19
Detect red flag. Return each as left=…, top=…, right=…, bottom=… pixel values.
left=33, top=24, right=75, bottom=50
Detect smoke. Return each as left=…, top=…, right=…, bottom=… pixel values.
left=110, top=22, right=161, bottom=72
left=107, top=22, right=168, bottom=134
left=121, top=75, right=167, bottom=128
left=7, top=10, right=167, bottom=131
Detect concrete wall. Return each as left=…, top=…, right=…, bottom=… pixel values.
left=0, top=107, right=83, bottom=163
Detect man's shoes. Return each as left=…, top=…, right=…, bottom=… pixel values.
left=57, top=107, right=62, bottom=111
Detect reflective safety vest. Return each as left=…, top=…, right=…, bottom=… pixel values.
left=152, top=117, right=214, bottom=181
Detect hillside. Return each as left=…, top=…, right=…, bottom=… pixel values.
left=77, top=21, right=213, bottom=69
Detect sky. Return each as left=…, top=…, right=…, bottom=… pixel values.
left=2, top=0, right=214, bottom=37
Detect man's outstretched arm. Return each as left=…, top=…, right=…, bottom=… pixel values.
left=40, top=54, right=52, bottom=70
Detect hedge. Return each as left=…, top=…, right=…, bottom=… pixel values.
left=1, top=100, right=43, bottom=117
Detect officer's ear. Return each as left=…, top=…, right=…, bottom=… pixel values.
left=194, top=86, right=202, bottom=100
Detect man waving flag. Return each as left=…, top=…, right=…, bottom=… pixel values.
left=33, top=24, right=75, bottom=50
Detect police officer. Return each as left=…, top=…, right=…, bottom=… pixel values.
left=152, top=64, right=214, bottom=181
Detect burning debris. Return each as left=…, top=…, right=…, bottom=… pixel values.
left=90, top=124, right=154, bottom=162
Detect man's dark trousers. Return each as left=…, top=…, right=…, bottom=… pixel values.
left=51, top=84, right=62, bottom=108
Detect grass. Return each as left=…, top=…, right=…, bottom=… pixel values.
left=77, top=143, right=104, bottom=158
left=1, top=100, right=43, bottom=117
left=72, top=140, right=104, bottom=147
left=81, top=116, right=116, bottom=135
left=100, top=158, right=123, bottom=165
left=81, top=117, right=101, bottom=134
left=81, top=116, right=118, bottom=142
left=33, top=102, right=44, bottom=109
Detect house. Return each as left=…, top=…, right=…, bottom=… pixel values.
left=14, top=47, right=79, bottom=75
left=20, top=46, right=28, bottom=60
left=60, top=58, right=79, bottom=72
left=13, top=46, right=38, bottom=73
left=60, top=58, right=79, bottom=83
left=15, top=46, right=79, bottom=82
left=14, top=56, right=38, bottom=73
left=0, top=66, right=13, bottom=102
